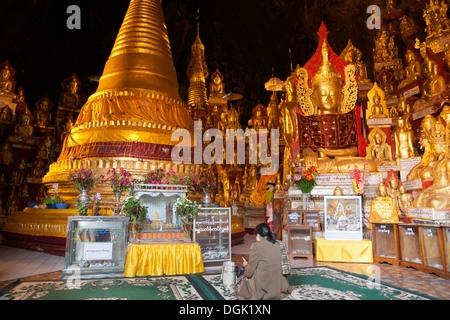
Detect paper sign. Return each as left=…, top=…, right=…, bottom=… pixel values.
left=83, top=242, right=113, bottom=260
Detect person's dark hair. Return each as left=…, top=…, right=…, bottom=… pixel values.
left=254, top=223, right=277, bottom=244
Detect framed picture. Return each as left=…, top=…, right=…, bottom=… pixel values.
left=303, top=210, right=321, bottom=231
left=286, top=209, right=302, bottom=226
left=324, top=196, right=362, bottom=241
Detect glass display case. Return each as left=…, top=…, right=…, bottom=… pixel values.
left=399, top=224, right=423, bottom=269
left=193, top=207, right=231, bottom=266
left=63, top=216, right=129, bottom=278
left=419, top=225, right=445, bottom=277
left=286, top=209, right=302, bottom=227
left=444, top=226, right=450, bottom=278
left=372, top=223, right=400, bottom=265
left=303, top=210, right=321, bottom=231
left=287, top=226, right=313, bottom=259
left=324, top=196, right=363, bottom=241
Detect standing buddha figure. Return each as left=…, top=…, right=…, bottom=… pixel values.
left=394, top=112, right=415, bottom=159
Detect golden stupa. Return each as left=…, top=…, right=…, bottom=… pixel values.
left=43, top=0, right=195, bottom=202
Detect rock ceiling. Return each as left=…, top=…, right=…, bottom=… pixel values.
left=0, top=0, right=428, bottom=124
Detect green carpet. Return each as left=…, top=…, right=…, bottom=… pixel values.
left=0, top=267, right=438, bottom=300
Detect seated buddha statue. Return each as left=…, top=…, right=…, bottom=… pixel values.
left=0, top=65, right=16, bottom=99
left=58, top=74, right=81, bottom=111
left=0, top=142, right=13, bottom=166
left=368, top=90, right=388, bottom=119
left=398, top=48, right=422, bottom=90
left=377, top=69, right=397, bottom=101
left=413, top=56, right=447, bottom=111
left=339, top=40, right=371, bottom=85
left=294, top=24, right=377, bottom=173
left=249, top=105, right=268, bottom=131
left=366, top=128, right=393, bottom=165
left=398, top=185, right=413, bottom=215
left=34, top=97, right=53, bottom=128
left=9, top=110, right=34, bottom=145
left=0, top=105, right=12, bottom=123
left=369, top=182, right=399, bottom=224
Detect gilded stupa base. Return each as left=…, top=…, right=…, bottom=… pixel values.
left=43, top=156, right=199, bottom=205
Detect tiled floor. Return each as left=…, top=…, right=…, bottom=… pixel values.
left=1, top=235, right=449, bottom=300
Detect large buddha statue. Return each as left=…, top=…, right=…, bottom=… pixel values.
left=294, top=23, right=377, bottom=173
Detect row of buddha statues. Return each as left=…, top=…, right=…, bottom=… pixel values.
left=0, top=59, right=86, bottom=212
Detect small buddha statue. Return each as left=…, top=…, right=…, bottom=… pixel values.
left=369, top=182, right=399, bottom=224
left=0, top=105, right=12, bottom=123
left=0, top=142, right=13, bottom=166
left=14, top=87, right=26, bottom=104
left=378, top=70, right=396, bottom=101
left=396, top=95, right=411, bottom=119
left=398, top=185, right=413, bottom=215
left=367, top=129, right=393, bottom=165
left=340, top=40, right=371, bottom=85
left=9, top=111, right=34, bottom=145
left=31, top=159, right=45, bottom=177
left=239, top=165, right=258, bottom=202
left=0, top=65, right=16, bottom=99
left=399, top=15, right=419, bottom=37
left=227, top=107, right=240, bottom=130
left=369, top=91, right=388, bottom=119
left=249, top=105, right=268, bottom=131
left=58, top=74, right=81, bottom=111
left=333, top=186, right=344, bottom=196
left=209, top=69, right=225, bottom=97
left=414, top=56, right=447, bottom=111
left=398, top=48, right=422, bottom=89
left=56, top=118, right=73, bottom=150
left=423, top=0, right=450, bottom=41
left=34, top=97, right=53, bottom=128
left=386, top=173, right=401, bottom=209
left=394, top=113, right=415, bottom=159
left=216, top=108, right=228, bottom=133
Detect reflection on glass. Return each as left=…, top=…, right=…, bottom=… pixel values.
left=373, top=224, right=396, bottom=258
left=399, top=225, right=421, bottom=264
left=421, top=226, right=443, bottom=270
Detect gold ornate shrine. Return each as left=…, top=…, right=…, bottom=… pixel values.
left=43, top=0, right=195, bottom=203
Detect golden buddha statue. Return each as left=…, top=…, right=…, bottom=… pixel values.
left=0, top=105, right=12, bottom=123
left=386, top=173, right=401, bottom=208
left=216, top=107, right=228, bottom=133
left=239, top=165, right=258, bottom=203
left=58, top=74, right=81, bottom=111
left=249, top=105, right=268, bottom=131
left=412, top=116, right=450, bottom=209
left=407, top=114, right=440, bottom=181
left=377, top=69, right=396, bottom=101
left=399, top=15, right=419, bottom=38
left=398, top=48, right=422, bottom=89
left=396, top=95, right=411, bottom=119
left=398, top=185, right=413, bottom=215
left=0, top=142, right=12, bottom=166
left=366, top=128, right=393, bottom=165
left=34, top=97, right=53, bottom=128
left=294, top=23, right=377, bottom=173
left=56, top=118, right=73, bottom=150
left=227, top=106, right=240, bottom=130
left=9, top=110, right=34, bottom=145
left=369, top=182, right=399, bottom=224
left=394, top=113, right=415, bottom=159
left=367, top=84, right=388, bottom=119
left=414, top=56, right=447, bottom=111
left=209, top=69, right=225, bottom=98
left=424, top=0, right=450, bottom=41
left=0, top=65, right=16, bottom=99
left=340, top=40, right=371, bottom=85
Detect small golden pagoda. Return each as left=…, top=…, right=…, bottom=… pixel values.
left=43, top=0, right=195, bottom=202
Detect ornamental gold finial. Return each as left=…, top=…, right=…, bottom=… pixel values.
left=311, top=39, right=342, bottom=88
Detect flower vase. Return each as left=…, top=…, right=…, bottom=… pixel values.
left=114, top=190, right=122, bottom=202
left=77, top=189, right=90, bottom=208
left=302, top=193, right=310, bottom=210
left=129, top=223, right=139, bottom=243
left=201, top=192, right=213, bottom=207
left=183, top=223, right=192, bottom=242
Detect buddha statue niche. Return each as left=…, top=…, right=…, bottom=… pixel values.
left=294, top=23, right=377, bottom=173
left=366, top=84, right=388, bottom=120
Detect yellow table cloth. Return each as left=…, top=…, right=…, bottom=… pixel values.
left=315, top=238, right=373, bottom=263
left=124, top=242, right=204, bottom=277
